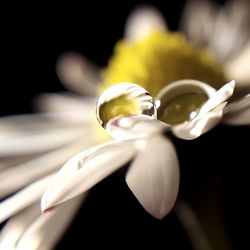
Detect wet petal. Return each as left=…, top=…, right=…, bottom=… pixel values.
left=41, top=139, right=137, bottom=212
left=16, top=194, right=86, bottom=250
left=223, top=94, right=250, bottom=125
left=0, top=136, right=93, bottom=199
left=173, top=102, right=227, bottom=140
left=124, top=4, right=167, bottom=43
left=196, top=80, right=235, bottom=118
left=0, top=203, right=40, bottom=250
left=56, top=51, right=101, bottom=96
left=0, top=174, right=54, bottom=223
left=172, top=81, right=235, bottom=140
left=126, top=135, right=179, bottom=219
left=106, top=115, right=169, bottom=140
left=189, top=102, right=227, bottom=138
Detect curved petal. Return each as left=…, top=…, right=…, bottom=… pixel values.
left=223, top=94, right=250, bottom=125
left=173, top=102, right=227, bottom=140
left=56, top=51, right=101, bottom=96
left=0, top=203, right=40, bottom=250
left=172, top=80, right=235, bottom=140
left=126, top=135, right=179, bottom=219
left=106, top=115, right=169, bottom=140
left=0, top=174, right=54, bottom=223
left=0, top=136, right=92, bottom=199
left=196, top=80, right=235, bottom=118
left=41, top=139, right=137, bottom=212
left=124, top=4, right=167, bottom=43
left=15, top=194, right=86, bottom=250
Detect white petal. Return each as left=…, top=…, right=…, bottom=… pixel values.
left=196, top=80, right=235, bottom=119
left=173, top=102, right=227, bottom=140
left=41, top=139, right=137, bottom=212
left=56, top=51, right=101, bottom=96
left=106, top=115, right=169, bottom=140
left=208, top=0, right=250, bottom=60
left=34, top=93, right=96, bottom=125
left=0, top=154, right=42, bottom=172
left=0, top=125, right=86, bottom=157
left=126, top=135, right=179, bottom=219
left=0, top=203, right=40, bottom=250
left=223, top=94, right=250, bottom=125
left=16, top=194, right=86, bottom=250
left=225, top=42, right=250, bottom=86
left=171, top=81, right=235, bottom=140
left=0, top=174, right=54, bottom=223
left=189, top=102, right=227, bottom=138
left=0, top=135, right=94, bottom=199
left=124, top=4, right=167, bottom=43
left=180, top=0, right=217, bottom=47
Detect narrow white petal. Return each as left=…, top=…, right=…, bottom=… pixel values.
left=180, top=0, right=217, bottom=47
left=173, top=102, right=227, bottom=140
left=171, top=82, right=235, bottom=140
left=34, top=93, right=96, bottom=124
left=106, top=115, right=169, bottom=140
left=16, top=194, right=86, bottom=250
left=56, top=51, right=101, bottom=96
left=225, top=42, right=250, bottom=85
left=189, top=102, right=227, bottom=138
left=197, top=80, right=235, bottom=119
left=0, top=153, right=43, bottom=172
left=0, top=136, right=94, bottom=199
left=0, top=125, right=86, bottom=157
left=208, top=0, right=250, bottom=60
left=0, top=203, right=40, bottom=250
left=223, top=94, right=250, bottom=125
left=0, top=174, right=54, bottom=223
left=124, top=4, right=167, bottom=43
left=126, top=135, right=179, bottom=219
left=41, top=139, right=137, bottom=212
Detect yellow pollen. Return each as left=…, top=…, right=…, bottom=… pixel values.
left=100, top=31, right=226, bottom=97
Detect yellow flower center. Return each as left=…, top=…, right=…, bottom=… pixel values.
left=101, top=31, right=226, bottom=97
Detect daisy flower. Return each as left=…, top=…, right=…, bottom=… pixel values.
left=0, top=1, right=249, bottom=249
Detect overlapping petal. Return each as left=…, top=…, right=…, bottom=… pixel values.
left=126, top=135, right=179, bottom=219
left=172, top=81, right=235, bottom=139
left=41, top=139, right=138, bottom=212
left=223, top=93, right=250, bottom=125
left=106, top=115, right=169, bottom=140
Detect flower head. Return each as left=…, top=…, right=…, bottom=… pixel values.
left=0, top=1, right=249, bottom=249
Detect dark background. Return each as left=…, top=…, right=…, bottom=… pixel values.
left=1, top=0, right=249, bottom=249
left=1, top=0, right=189, bottom=116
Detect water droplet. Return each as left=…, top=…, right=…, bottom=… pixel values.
left=156, top=79, right=215, bottom=125
left=96, top=82, right=157, bottom=128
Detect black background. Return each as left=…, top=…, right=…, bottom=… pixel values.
left=1, top=0, right=249, bottom=249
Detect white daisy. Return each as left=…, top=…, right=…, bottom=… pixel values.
left=0, top=1, right=249, bottom=249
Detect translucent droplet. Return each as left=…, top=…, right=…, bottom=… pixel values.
left=156, top=79, right=215, bottom=125
left=96, top=82, right=157, bottom=128
left=158, top=92, right=208, bottom=125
